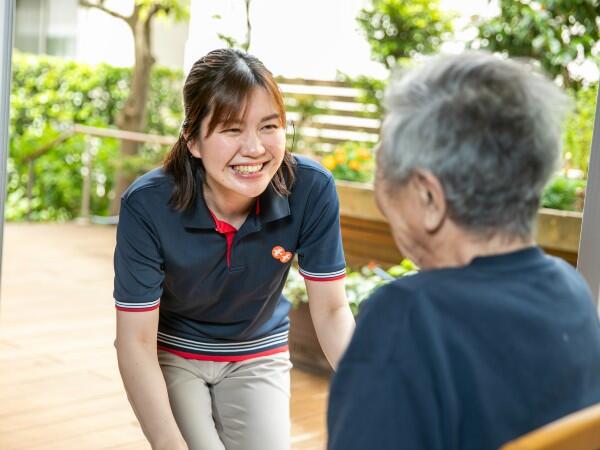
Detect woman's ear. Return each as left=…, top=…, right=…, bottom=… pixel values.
left=185, top=136, right=202, bottom=159
left=413, top=170, right=447, bottom=233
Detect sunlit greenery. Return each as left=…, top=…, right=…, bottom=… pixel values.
left=7, top=52, right=183, bottom=221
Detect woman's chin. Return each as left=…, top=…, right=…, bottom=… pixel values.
left=229, top=179, right=270, bottom=199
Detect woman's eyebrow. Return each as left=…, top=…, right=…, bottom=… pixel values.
left=260, top=113, right=280, bottom=122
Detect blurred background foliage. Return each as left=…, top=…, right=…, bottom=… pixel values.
left=470, top=0, right=600, bottom=90
left=7, top=0, right=600, bottom=221
left=7, top=52, right=182, bottom=221
left=356, top=0, right=454, bottom=70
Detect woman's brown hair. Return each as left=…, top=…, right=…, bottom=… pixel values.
left=163, top=48, right=296, bottom=211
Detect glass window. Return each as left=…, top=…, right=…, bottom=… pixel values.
left=14, top=0, right=77, bottom=57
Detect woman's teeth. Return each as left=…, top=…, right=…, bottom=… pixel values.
left=232, top=164, right=263, bottom=174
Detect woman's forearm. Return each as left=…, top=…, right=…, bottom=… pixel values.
left=116, top=341, right=188, bottom=450
left=309, top=302, right=355, bottom=370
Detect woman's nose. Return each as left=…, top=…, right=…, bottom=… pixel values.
left=239, top=131, right=266, bottom=156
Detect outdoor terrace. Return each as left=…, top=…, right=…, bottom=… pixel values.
left=0, top=223, right=329, bottom=450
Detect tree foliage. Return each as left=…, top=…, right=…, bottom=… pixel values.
left=356, top=0, right=454, bottom=69
left=471, top=0, right=600, bottom=88
left=8, top=52, right=183, bottom=221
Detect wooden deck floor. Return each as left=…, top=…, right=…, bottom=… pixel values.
left=0, top=223, right=330, bottom=450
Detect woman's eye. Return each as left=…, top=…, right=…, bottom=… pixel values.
left=262, top=124, right=279, bottom=131
left=222, top=128, right=241, bottom=133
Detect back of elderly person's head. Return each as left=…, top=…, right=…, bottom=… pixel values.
left=378, top=51, right=570, bottom=238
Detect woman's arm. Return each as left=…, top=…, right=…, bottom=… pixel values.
left=115, top=308, right=188, bottom=450
left=305, top=279, right=355, bottom=370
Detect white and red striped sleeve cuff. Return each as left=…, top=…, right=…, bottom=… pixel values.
left=298, top=267, right=346, bottom=281
left=115, top=298, right=160, bottom=312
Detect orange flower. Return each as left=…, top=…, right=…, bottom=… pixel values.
left=356, top=148, right=372, bottom=160
left=335, top=153, right=347, bottom=164
left=348, top=160, right=361, bottom=171
left=322, top=155, right=337, bottom=170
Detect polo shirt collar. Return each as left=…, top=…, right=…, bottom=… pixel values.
left=258, top=182, right=291, bottom=225
left=180, top=171, right=291, bottom=230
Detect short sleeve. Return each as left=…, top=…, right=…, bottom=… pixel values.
left=297, top=176, right=346, bottom=281
left=113, top=197, right=164, bottom=311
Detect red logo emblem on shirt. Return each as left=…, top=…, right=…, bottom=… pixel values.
left=272, top=246, right=293, bottom=263
left=280, top=251, right=293, bottom=263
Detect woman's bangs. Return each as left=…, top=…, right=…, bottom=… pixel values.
left=206, top=83, right=252, bottom=136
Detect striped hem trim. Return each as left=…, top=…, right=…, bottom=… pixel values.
left=157, top=330, right=289, bottom=353
left=158, top=345, right=289, bottom=362
left=115, top=299, right=160, bottom=312
left=299, top=267, right=346, bottom=282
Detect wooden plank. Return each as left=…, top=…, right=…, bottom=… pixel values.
left=0, top=407, right=139, bottom=449
left=536, top=209, right=582, bottom=254
left=25, top=423, right=146, bottom=450
left=284, top=92, right=366, bottom=105
left=295, top=135, right=374, bottom=146
left=104, top=442, right=148, bottom=450
left=103, top=442, right=148, bottom=450
left=285, top=103, right=380, bottom=119
left=277, top=77, right=352, bottom=88
left=298, top=121, right=380, bottom=134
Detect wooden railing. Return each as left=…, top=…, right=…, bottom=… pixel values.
left=20, top=124, right=177, bottom=222
left=276, top=77, right=380, bottom=152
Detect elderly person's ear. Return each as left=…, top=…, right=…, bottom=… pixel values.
left=413, top=169, right=446, bottom=233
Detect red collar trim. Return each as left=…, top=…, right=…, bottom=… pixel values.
left=207, top=209, right=237, bottom=234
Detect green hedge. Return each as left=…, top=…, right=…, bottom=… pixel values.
left=7, top=52, right=183, bottom=221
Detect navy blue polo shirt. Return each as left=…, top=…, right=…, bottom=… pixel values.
left=113, top=155, right=346, bottom=361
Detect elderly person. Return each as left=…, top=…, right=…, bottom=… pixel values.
left=327, top=52, right=600, bottom=450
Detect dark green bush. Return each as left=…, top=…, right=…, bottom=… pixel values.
left=7, top=52, right=183, bottom=221
left=542, top=175, right=586, bottom=212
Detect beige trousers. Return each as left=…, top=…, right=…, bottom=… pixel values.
left=158, top=349, right=292, bottom=450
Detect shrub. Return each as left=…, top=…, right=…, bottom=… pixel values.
left=7, top=52, right=183, bottom=221
left=542, top=175, right=586, bottom=212
left=284, top=260, right=418, bottom=316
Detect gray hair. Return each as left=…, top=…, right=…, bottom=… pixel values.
left=379, top=51, right=571, bottom=238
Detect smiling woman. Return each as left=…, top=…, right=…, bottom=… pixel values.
left=112, top=48, right=354, bottom=450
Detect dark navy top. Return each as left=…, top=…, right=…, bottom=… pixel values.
left=113, top=155, right=346, bottom=361
left=328, top=247, right=600, bottom=450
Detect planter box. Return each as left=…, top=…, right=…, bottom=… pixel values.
left=335, top=180, right=582, bottom=267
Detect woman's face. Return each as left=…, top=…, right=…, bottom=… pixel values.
left=187, top=86, right=286, bottom=203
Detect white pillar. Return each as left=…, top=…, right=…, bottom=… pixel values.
left=0, top=0, right=15, bottom=303
left=577, top=88, right=600, bottom=304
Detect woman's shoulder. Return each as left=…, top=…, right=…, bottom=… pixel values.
left=122, top=166, right=174, bottom=204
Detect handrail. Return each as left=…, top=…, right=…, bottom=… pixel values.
left=22, top=124, right=177, bottom=163
left=72, top=124, right=177, bottom=146
left=22, top=124, right=179, bottom=222
left=22, top=129, right=75, bottom=163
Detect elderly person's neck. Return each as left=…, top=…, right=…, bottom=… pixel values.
left=427, top=222, right=536, bottom=269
